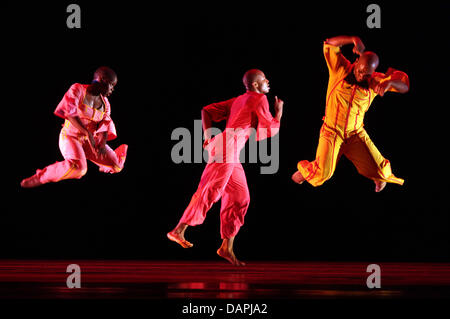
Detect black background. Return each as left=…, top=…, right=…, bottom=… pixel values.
left=4, top=2, right=449, bottom=263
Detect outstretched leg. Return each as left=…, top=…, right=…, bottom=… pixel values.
left=21, top=134, right=88, bottom=188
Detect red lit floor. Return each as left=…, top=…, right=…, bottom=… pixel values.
left=0, top=260, right=449, bottom=299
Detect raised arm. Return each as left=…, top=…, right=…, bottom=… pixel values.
left=326, top=35, right=365, bottom=56
left=253, top=95, right=282, bottom=141
left=274, top=96, right=283, bottom=122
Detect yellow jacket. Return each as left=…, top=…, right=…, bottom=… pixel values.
left=323, top=43, right=409, bottom=139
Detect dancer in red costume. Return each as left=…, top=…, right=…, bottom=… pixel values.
left=21, top=67, right=128, bottom=188
left=168, top=69, right=284, bottom=266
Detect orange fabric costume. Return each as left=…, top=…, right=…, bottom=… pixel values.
left=297, top=42, right=409, bottom=187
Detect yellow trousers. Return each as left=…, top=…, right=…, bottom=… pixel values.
left=298, top=124, right=404, bottom=187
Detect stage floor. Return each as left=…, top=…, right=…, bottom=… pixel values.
left=0, top=260, right=449, bottom=299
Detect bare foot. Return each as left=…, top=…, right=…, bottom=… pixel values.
left=374, top=181, right=387, bottom=192
left=291, top=171, right=305, bottom=184
left=167, top=231, right=193, bottom=248
left=20, top=175, right=42, bottom=188
left=217, top=248, right=246, bottom=266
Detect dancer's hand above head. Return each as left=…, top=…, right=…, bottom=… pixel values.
left=353, top=44, right=365, bottom=56
left=352, top=37, right=365, bottom=56
left=326, top=35, right=365, bottom=56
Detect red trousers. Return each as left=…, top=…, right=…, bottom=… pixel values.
left=179, top=162, right=250, bottom=239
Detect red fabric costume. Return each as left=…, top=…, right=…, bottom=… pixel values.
left=22, top=83, right=127, bottom=185
left=179, top=91, right=280, bottom=239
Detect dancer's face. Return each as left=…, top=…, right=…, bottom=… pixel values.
left=99, top=76, right=117, bottom=97
left=254, top=73, right=270, bottom=94
left=354, top=61, right=373, bottom=82
left=354, top=53, right=378, bottom=83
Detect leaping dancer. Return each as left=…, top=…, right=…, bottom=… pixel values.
left=292, top=35, right=409, bottom=192
left=20, top=66, right=128, bottom=188
left=168, top=69, right=283, bottom=266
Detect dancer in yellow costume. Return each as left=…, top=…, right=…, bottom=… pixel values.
left=292, top=35, right=409, bottom=192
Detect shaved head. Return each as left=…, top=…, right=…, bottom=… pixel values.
left=242, top=69, right=270, bottom=94
left=360, top=51, right=379, bottom=69
left=91, top=66, right=117, bottom=97
left=93, top=66, right=117, bottom=82
left=242, top=69, right=264, bottom=90
left=354, top=51, right=379, bottom=82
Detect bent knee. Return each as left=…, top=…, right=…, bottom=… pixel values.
left=205, top=187, right=223, bottom=204
left=69, top=160, right=88, bottom=179
left=238, top=194, right=250, bottom=208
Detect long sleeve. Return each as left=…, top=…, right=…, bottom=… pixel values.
left=254, top=95, right=280, bottom=141
left=202, top=98, right=236, bottom=122
left=54, top=83, right=84, bottom=119
left=385, top=67, right=410, bottom=92
left=371, top=68, right=410, bottom=95
left=323, top=42, right=351, bottom=77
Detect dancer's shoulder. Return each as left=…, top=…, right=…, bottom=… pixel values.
left=67, top=83, right=88, bottom=94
